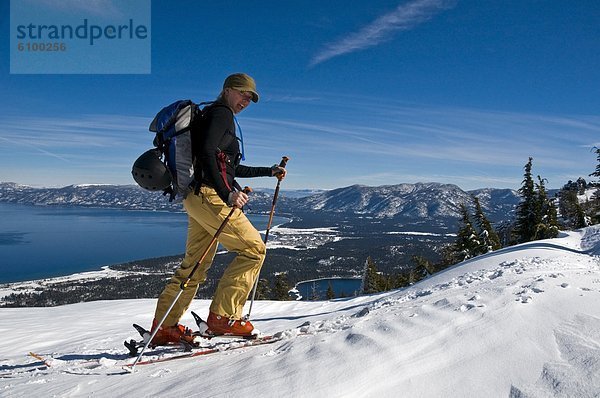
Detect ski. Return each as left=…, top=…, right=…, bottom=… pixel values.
left=3, top=321, right=310, bottom=376
left=123, top=333, right=283, bottom=367
left=0, top=356, right=48, bottom=378
left=123, top=315, right=278, bottom=356
left=28, top=352, right=52, bottom=368
left=122, top=315, right=310, bottom=368
left=0, top=352, right=53, bottom=378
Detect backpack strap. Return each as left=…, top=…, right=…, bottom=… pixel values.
left=191, top=101, right=238, bottom=197
left=217, top=151, right=233, bottom=191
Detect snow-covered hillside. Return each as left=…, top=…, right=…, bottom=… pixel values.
left=1, top=227, right=599, bottom=397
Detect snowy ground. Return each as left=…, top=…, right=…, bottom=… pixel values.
left=1, top=226, right=599, bottom=397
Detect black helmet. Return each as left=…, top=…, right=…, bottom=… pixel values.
left=131, top=149, right=172, bottom=191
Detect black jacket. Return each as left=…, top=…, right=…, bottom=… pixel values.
left=193, top=101, right=271, bottom=203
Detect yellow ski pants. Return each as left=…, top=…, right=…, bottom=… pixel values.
left=154, top=186, right=266, bottom=325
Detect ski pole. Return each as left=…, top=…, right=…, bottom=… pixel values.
left=246, top=156, right=289, bottom=320
left=128, top=186, right=252, bottom=372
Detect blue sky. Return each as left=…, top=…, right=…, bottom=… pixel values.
left=1, top=0, right=599, bottom=191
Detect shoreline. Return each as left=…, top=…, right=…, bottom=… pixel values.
left=0, top=218, right=325, bottom=287
left=0, top=255, right=184, bottom=299
left=0, top=221, right=350, bottom=306
left=0, top=201, right=295, bottom=285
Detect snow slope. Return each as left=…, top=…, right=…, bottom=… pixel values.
left=1, top=226, right=599, bottom=397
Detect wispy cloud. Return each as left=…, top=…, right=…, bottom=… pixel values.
left=237, top=94, right=600, bottom=189
left=265, top=95, right=322, bottom=104
left=1, top=97, right=597, bottom=190
left=0, top=114, right=148, bottom=164
left=0, top=136, right=71, bottom=162
left=310, top=0, right=457, bottom=66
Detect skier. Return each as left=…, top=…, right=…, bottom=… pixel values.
left=150, top=73, right=287, bottom=345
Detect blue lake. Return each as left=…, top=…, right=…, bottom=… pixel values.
left=0, top=203, right=287, bottom=283
left=295, top=278, right=363, bottom=300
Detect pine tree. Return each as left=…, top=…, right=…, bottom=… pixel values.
left=494, top=220, right=514, bottom=248
left=472, top=196, right=501, bottom=254
left=450, top=203, right=481, bottom=262
left=272, top=273, right=292, bottom=301
left=439, top=243, right=458, bottom=268
left=409, top=255, right=433, bottom=284
left=513, top=157, right=538, bottom=243
left=412, top=255, right=435, bottom=276
left=390, top=271, right=411, bottom=289
left=590, top=147, right=600, bottom=180
left=590, top=147, right=600, bottom=224
left=363, top=257, right=385, bottom=294
left=326, top=282, right=335, bottom=300
left=574, top=202, right=588, bottom=229
left=254, top=278, right=271, bottom=300
left=558, top=182, right=582, bottom=229
left=383, top=275, right=394, bottom=291
left=533, top=176, right=559, bottom=240
left=576, top=177, right=588, bottom=195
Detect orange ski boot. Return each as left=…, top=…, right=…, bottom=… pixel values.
left=150, top=319, right=196, bottom=346
left=206, top=312, right=255, bottom=337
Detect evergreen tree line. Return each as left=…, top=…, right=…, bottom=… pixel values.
left=362, top=256, right=431, bottom=294
left=361, top=195, right=502, bottom=294
left=444, top=197, right=502, bottom=263
left=239, top=150, right=600, bottom=300
left=361, top=151, right=600, bottom=296
left=195, top=151, right=600, bottom=302
left=251, top=273, right=294, bottom=301
left=591, top=147, right=600, bottom=222
left=558, top=147, right=600, bottom=228
left=557, top=178, right=590, bottom=229
left=512, top=157, right=560, bottom=243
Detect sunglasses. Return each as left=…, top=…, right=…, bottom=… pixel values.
left=237, top=90, right=254, bottom=102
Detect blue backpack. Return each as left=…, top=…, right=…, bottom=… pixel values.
left=133, top=99, right=237, bottom=202
left=147, top=100, right=202, bottom=201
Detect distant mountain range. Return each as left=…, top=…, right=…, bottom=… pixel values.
left=0, top=182, right=520, bottom=223
left=293, top=183, right=520, bottom=222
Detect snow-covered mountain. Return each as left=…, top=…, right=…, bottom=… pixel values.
left=1, top=226, right=598, bottom=396
left=294, top=183, right=519, bottom=221
left=0, top=182, right=179, bottom=211
left=469, top=187, right=523, bottom=216
left=0, top=181, right=519, bottom=222
left=0, top=182, right=292, bottom=212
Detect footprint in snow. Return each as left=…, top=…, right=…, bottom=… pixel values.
left=520, top=296, right=533, bottom=303
left=458, top=304, right=476, bottom=312
left=149, top=368, right=172, bottom=378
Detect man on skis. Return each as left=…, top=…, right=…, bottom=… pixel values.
left=150, top=73, right=286, bottom=345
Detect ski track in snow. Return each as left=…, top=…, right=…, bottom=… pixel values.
left=0, top=227, right=599, bottom=397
